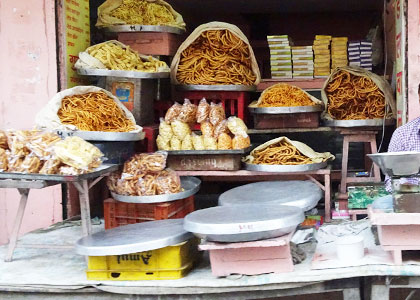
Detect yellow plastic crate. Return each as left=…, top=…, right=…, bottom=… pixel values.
left=86, top=239, right=199, bottom=280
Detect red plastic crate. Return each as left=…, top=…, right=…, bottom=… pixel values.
left=136, top=124, right=159, bottom=153
left=104, top=196, right=195, bottom=229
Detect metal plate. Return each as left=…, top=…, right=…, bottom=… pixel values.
left=244, top=161, right=327, bottom=173
left=176, top=84, right=257, bottom=92
left=77, top=68, right=169, bottom=79
left=111, top=176, right=201, bottom=203
left=219, top=180, right=322, bottom=211
left=167, top=147, right=251, bottom=155
left=368, top=152, right=420, bottom=177
left=0, top=164, right=118, bottom=182
left=103, top=25, right=185, bottom=35
left=56, top=130, right=145, bottom=142
left=323, top=119, right=395, bottom=127
left=249, top=105, right=323, bottom=114
left=75, top=219, right=193, bottom=256
left=183, top=204, right=304, bottom=242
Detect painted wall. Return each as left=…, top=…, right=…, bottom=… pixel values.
left=407, top=0, right=420, bottom=121
left=0, top=0, right=61, bottom=244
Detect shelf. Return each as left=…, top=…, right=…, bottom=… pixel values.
left=257, top=78, right=326, bottom=92
left=248, top=127, right=333, bottom=134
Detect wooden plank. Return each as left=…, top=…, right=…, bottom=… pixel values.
left=253, top=112, right=319, bottom=129
left=248, top=127, right=333, bottom=134
left=167, top=155, right=242, bottom=171
left=257, top=78, right=325, bottom=92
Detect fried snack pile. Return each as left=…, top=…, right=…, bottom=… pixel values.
left=106, top=151, right=182, bottom=196
left=258, top=84, right=315, bottom=107
left=0, top=131, right=103, bottom=174
left=57, top=91, right=136, bottom=132
left=251, top=140, right=314, bottom=165
left=86, top=41, right=168, bottom=72
left=325, top=70, right=385, bottom=120
left=177, top=30, right=257, bottom=85
left=110, top=0, right=180, bottom=28
left=157, top=99, right=250, bottom=151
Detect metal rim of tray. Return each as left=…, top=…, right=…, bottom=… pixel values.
left=244, top=161, right=327, bottom=173
left=111, top=176, right=201, bottom=203
left=367, top=151, right=420, bottom=177
left=176, top=84, right=257, bottom=92
left=77, top=68, right=170, bottom=79
left=56, top=130, right=145, bottom=142
left=103, top=25, right=185, bottom=35
left=323, top=118, right=395, bottom=127
left=166, top=146, right=251, bottom=155
left=75, top=219, right=193, bottom=256
left=249, top=105, right=324, bottom=114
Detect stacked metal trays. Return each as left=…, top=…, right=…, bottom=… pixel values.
left=244, top=161, right=327, bottom=172
left=176, top=85, right=256, bottom=92
left=111, top=176, right=201, bottom=203
left=103, top=25, right=185, bottom=35
left=77, top=68, right=169, bottom=79
left=75, top=219, right=192, bottom=256
left=248, top=105, right=324, bottom=114
left=323, top=119, right=395, bottom=127
left=368, top=151, right=420, bottom=177
left=56, top=130, right=145, bottom=142
left=183, top=204, right=304, bottom=242
left=218, top=180, right=322, bottom=211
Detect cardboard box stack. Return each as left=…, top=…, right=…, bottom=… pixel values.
left=331, top=37, right=348, bottom=70
left=292, top=46, right=314, bottom=79
left=360, top=41, right=373, bottom=71
left=267, top=35, right=292, bottom=79
left=313, top=35, right=331, bottom=78
left=348, top=41, right=361, bottom=67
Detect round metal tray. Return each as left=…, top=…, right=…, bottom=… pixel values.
left=103, top=25, right=185, bottom=35
left=56, top=130, right=145, bottom=142
left=75, top=219, right=193, bottom=256
left=77, top=68, right=169, bottom=79
left=323, top=119, right=395, bottom=127
left=244, top=161, right=327, bottom=173
left=368, top=151, right=420, bottom=177
left=111, top=176, right=201, bottom=203
left=183, top=204, right=304, bottom=242
left=219, top=180, right=322, bottom=211
left=176, top=84, right=256, bottom=92
left=249, top=105, right=324, bottom=114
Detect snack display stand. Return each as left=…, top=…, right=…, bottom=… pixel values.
left=0, top=164, right=118, bottom=262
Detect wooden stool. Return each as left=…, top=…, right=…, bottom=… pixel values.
left=338, top=130, right=381, bottom=209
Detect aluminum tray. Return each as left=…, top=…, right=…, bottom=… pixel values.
left=104, top=25, right=185, bottom=35
left=244, top=161, right=327, bottom=173
left=249, top=105, right=323, bottom=114
left=323, top=119, right=395, bottom=127
left=56, top=130, right=145, bottom=142
left=368, top=152, right=420, bottom=177
left=0, top=164, right=118, bottom=182
left=167, top=146, right=251, bottom=155
left=77, top=68, right=169, bottom=79
left=75, top=219, right=193, bottom=256
left=183, top=204, right=304, bottom=242
left=111, top=176, right=201, bottom=203
left=176, top=84, right=256, bottom=92
left=219, top=180, right=322, bottom=211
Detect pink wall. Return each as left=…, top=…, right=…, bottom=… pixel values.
left=0, top=0, right=62, bottom=244
left=407, top=0, right=420, bottom=121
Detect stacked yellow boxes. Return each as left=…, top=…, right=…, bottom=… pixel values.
left=267, top=35, right=292, bottom=79
left=313, top=35, right=331, bottom=78
left=291, top=46, right=314, bottom=79
left=331, top=37, right=348, bottom=70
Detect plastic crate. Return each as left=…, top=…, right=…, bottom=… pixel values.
left=86, top=239, right=199, bottom=280
left=104, top=196, right=195, bottom=229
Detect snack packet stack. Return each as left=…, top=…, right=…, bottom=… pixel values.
left=331, top=37, right=348, bottom=70
left=267, top=35, right=292, bottom=79
left=313, top=35, right=331, bottom=78
left=360, top=41, right=373, bottom=71
left=292, top=46, right=314, bottom=79
left=348, top=41, right=361, bottom=67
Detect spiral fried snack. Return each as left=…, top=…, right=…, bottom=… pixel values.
left=58, top=91, right=136, bottom=132
left=325, top=70, right=385, bottom=120
left=27, top=132, right=61, bottom=159
left=258, top=84, right=315, bottom=107
left=251, top=140, right=313, bottom=165
left=123, top=152, right=167, bottom=174
left=177, top=30, right=257, bottom=85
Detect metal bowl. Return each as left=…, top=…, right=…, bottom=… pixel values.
left=368, top=151, right=420, bottom=177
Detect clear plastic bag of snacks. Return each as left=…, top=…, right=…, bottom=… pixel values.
left=209, top=102, right=226, bottom=125
left=123, top=152, right=167, bottom=174
left=27, top=132, right=61, bottom=159
left=232, top=132, right=251, bottom=149
left=39, top=156, right=62, bottom=174
left=159, top=118, right=173, bottom=142
left=178, top=99, right=197, bottom=123
left=156, top=135, right=171, bottom=151
left=6, top=151, right=24, bottom=172
left=200, top=120, right=214, bottom=137
left=6, top=130, right=38, bottom=157
left=203, top=136, right=217, bottom=150
left=137, top=174, right=158, bottom=196
left=213, top=119, right=228, bottom=137
left=164, top=102, right=182, bottom=123
left=227, top=116, right=248, bottom=135
left=192, top=133, right=205, bottom=150
left=0, top=148, right=8, bottom=172
left=217, top=133, right=232, bottom=150
left=58, top=165, right=86, bottom=175
left=0, top=131, right=8, bottom=150
left=181, top=134, right=193, bottom=150
left=196, top=98, right=210, bottom=123
left=170, top=136, right=181, bottom=150
left=156, top=169, right=181, bottom=195
left=20, top=154, right=43, bottom=174
left=171, top=120, right=191, bottom=140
